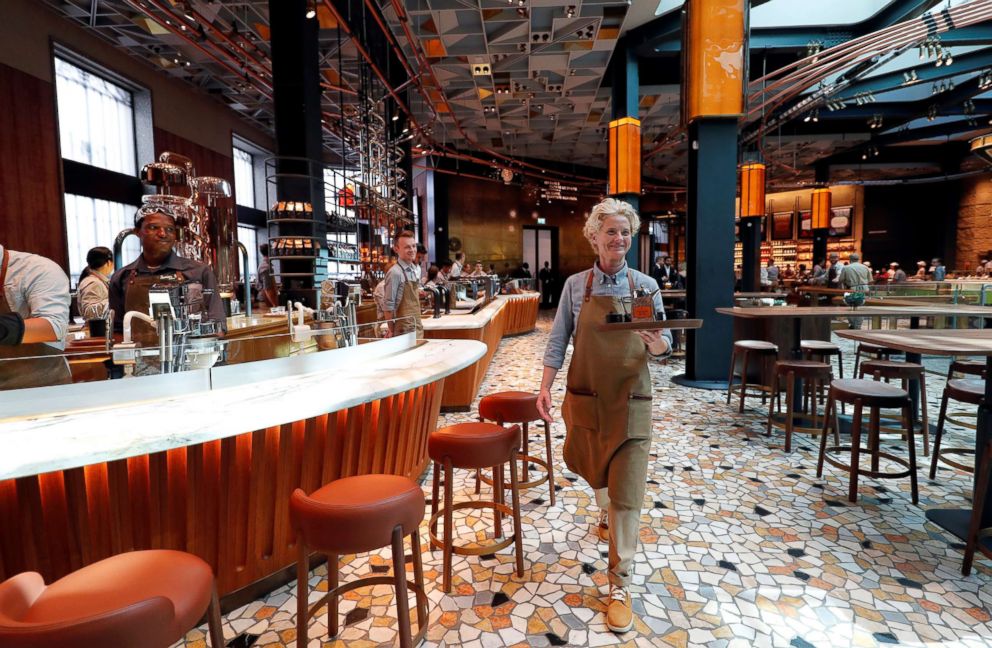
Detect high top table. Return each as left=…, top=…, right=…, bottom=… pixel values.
left=835, top=328, right=992, bottom=561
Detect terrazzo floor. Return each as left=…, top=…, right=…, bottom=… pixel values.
left=175, top=313, right=992, bottom=648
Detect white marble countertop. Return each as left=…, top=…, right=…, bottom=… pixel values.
left=422, top=296, right=508, bottom=331
left=0, top=336, right=486, bottom=480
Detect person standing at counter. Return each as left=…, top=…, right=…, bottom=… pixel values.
left=256, top=243, right=278, bottom=307
left=451, top=252, right=464, bottom=278
left=109, top=205, right=227, bottom=341
left=536, top=198, right=671, bottom=635
left=0, top=242, right=72, bottom=390
left=76, top=246, right=114, bottom=320
left=381, top=231, right=423, bottom=338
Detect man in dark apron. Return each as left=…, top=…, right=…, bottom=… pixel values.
left=108, top=206, right=227, bottom=375
left=0, top=243, right=72, bottom=391
left=381, top=230, right=423, bottom=339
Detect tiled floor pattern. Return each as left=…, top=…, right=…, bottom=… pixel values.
left=176, top=314, right=992, bottom=647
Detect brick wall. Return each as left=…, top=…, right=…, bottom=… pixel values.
left=955, top=173, right=992, bottom=272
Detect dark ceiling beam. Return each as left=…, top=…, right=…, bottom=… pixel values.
left=834, top=47, right=992, bottom=101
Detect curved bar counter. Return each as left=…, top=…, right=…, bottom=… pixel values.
left=0, top=334, right=485, bottom=603
left=423, top=292, right=540, bottom=411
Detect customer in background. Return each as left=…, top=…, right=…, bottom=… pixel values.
left=889, top=262, right=907, bottom=282
left=423, top=265, right=440, bottom=289
left=451, top=252, right=464, bottom=278
left=76, top=246, right=114, bottom=320
left=650, top=256, right=665, bottom=285
left=539, top=261, right=554, bottom=307
left=256, top=243, right=278, bottom=307
left=810, top=258, right=827, bottom=285
left=437, top=259, right=453, bottom=285
left=471, top=261, right=487, bottom=277
left=827, top=252, right=843, bottom=287
left=0, top=241, right=72, bottom=390
left=910, top=261, right=927, bottom=280
left=931, top=258, right=946, bottom=281
left=766, top=259, right=780, bottom=290
left=840, top=253, right=872, bottom=291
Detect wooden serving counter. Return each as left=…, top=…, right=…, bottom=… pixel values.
left=0, top=335, right=485, bottom=607
left=422, top=292, right=540, bottom=411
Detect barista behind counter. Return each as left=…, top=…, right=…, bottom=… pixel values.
left=381, top=230, right=423, bottom=339
left=0, top=242, right=72, bottom=390
left=108, top=205, right=227, bottom=340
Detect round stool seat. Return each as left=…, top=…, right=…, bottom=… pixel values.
left=290, top=475, right=425, bottom=555
left=774, top=359, right=832, bottom=378
left=948, top=379, right=984, bottom=405
left=951, top=359, right=986, bottom=377
left=479, top=391, right=540, bottom=423
left=430, top=422, right=520, bottom=469
left=734, top=340, right=778, bottom=353
left=860, top=359, right=924, bottom=379
left=860, top=342, right=899, bottom=354
left=830, top=378, right=908, bottom=406
left=801, top=340, right=840, bottom=353
left=0, top=550, right=215, bottom=648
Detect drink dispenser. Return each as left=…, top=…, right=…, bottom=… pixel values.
left=191, top=176, right=236, bottom=303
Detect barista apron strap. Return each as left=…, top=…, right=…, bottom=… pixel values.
left=0, top=249, right=8, bottom=290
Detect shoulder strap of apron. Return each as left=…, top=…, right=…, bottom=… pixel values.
left=0, top=250, right=9, bottom=289
left=627, top=272, right=635, bottom=294
left=583, top=269, right=594, bottom=302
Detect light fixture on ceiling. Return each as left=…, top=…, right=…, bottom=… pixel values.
left=868, top=114, right=883, bottom=129
left=926, top=104, right=939, bottom=121
left=391, top=114, right=399, bottom=121
left=979, top=69, right=992, bottom=90
left=902, top=69, right=918, bottom=84
left=305, top=0, right=316, bottom=19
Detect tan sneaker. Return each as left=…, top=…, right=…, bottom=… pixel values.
left=596, top=509, right=610, bottom=542
left=606, top=586, right=634, bottom=633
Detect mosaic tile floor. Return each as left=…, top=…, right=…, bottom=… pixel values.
left=175, top=314, right=992, bottom=648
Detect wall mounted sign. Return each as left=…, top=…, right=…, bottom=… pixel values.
left=771, top=211, right=794, bottom=241
left=798, top=209, right=813, bottom=239
left=829, top=206, right=852, bottom=238
left=539, top=180, right=579, bottom=202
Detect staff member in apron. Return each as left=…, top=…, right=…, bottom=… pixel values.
left=108, top=204, right=227, bottom=373
left=0, top=243, right=72, bottom=390
left=536, top=198, right=671, bottom=634
left=381, top=230, right=423, bottom=339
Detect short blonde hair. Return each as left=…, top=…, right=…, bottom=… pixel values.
left=583, top=198, right=640, bottom=253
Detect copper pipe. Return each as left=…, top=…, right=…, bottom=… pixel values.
left=320, top=81, right=359, bottom=96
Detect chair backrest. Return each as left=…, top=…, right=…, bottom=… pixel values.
left=0, top=573, right=177, bottom=648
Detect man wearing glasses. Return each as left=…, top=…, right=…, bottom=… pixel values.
left=109, top=204, right=227, bottom=348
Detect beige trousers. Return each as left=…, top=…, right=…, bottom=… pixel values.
left=593, top=437, right=651, bottom=587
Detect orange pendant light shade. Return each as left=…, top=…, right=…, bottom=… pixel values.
left=608, top=117, right=641, bottom=195
left=738, top=163, right=765, bottom=218
left=811, top=188, right=832, bottom=229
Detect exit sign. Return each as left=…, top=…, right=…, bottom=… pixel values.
left=537, top=217, right=546, bottom=224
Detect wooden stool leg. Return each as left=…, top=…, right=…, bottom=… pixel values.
left=391, top=526, right=413, bottom=648
left=919, top=372, right=930, bottom=457
left=411, top=532, right=427, bottom=630
left=493, top=463, right=505, bottom=538
left=903, top=403, right=919, bottom=505
left=854, top=347, right=861, bottom=379
left=207, top=584, right=225, bottom=648
left=765, top=372, right=777, bottom=438
left=296, top=543, right=310, bottom=646
left=431, top=461, right=441, bottom=545
left=785, top=371, right=795, bottom=453
left=442, top=459, right=454, bottom=593
left=849, top=400, right=865, bottom=503
left=930, top=389, right=950, bottom=479
left=522, top=422, right=530, bottom=480
left=328, top=552, right=339, bottom=636
left=475, top=468, right=481, bottom=494
left=739, top=350, right=750, bottom=414
left=817, top=393, right=835, bottom=478
left=963, top=440, right=992, bottom=576
left=869, top=406, right=881, bottom=475
left=544, top=420, right=556, bottom=506
left=836, top=352, right=846, bottom=415
left=509, top=450, right=525, bottom=577
left=727, top=348, right=737, bottom=404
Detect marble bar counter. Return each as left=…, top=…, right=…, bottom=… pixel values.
left=422, top=292, right=540, bottom=411
left=0, top=334, right=485, bottom=604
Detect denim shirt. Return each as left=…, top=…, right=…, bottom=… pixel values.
left=542, top=261, right=672, bottom=370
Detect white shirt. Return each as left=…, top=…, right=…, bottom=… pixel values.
left=0, top=244, right=70, bottom=350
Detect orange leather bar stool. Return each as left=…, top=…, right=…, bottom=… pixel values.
left=859, top=359, right=930, bottom=456
left=853, top=341, right=901, bottom=378
left=726, top=340, right=779, bottom=413
left=816, top=378, right=918, bottom=505
left=290, top=475, right=428, bottom=648
left=475, top=390, right=555, bottom=506
left=765, top=359, right=833, bottom=453
left=0, top=550, right=224, bottom=648
left=930, top=378, right=983, bottom=479
left=429, top=422, right=525, bottom=593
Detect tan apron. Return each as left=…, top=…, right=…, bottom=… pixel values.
left=123, top=269, right=203, bottom=346
left=561, top=272, right=652, bottom=489
left=394, top=279, right=424, bottom=339
left=0, top=250, right=72, bottom=390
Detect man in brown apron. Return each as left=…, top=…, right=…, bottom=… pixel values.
left=537, top=199, right=671, bottom=634
left=0, top=244, right=72, bottom=391
left=381, top=230, right=423, bottom=339
left=108, top=207, right=227, bottom=374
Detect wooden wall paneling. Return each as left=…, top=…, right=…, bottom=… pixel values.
left=358, top=400, right=378, bottom=475
left=82, top=462, right=112, bottom=564
left=167, top=447, right=188, bottom=554
left=0, top=64, right=67, bottom=266
left=153, top=128, right=235, bottom=184
left=106, top=460, right=132, bottom=555
left=34, top=473, right=68, bottom=576
left=370, top=394, right=392, bottom=473
left=62, top=469, right=91, bottom=568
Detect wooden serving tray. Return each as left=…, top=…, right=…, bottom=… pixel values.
left=595, top=318, right=703, bottom=332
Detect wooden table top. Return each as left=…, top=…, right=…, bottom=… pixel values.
left=716, top=304, right=992, bottom=319
left=835, top=329, right=992, bottom=356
